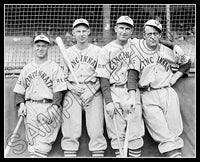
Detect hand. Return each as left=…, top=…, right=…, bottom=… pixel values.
left=173, top=45, right=184, bottom=56
left=106, top=102, right=116, bottom=119
left=169, top=71, right=183, bottom=86
left=124, top=91, right=136, bottom=114
left=18, top=103, right=26, bottom=117
left=68, top=83, right=85, bottom=95
left=173, top=45, right=184, bottom=63
left=80, top=88, right=94, bottom=106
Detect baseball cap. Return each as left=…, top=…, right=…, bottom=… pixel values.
left=73, top=18, right=90, bottom=28
left=144, top=19, right=162, bottom=33
left=34, top=34, right=50, bottom=44
left=116, top=16, right=134, bottom=27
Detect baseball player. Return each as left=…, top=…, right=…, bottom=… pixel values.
left=131, top=19, right=191, bottom=157
left=96, top=16, right=145, bottom=157
left=61, top=18, right=107, bottom=157
left=13, top=34, right=67, bottom=157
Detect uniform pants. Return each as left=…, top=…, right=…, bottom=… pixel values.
left=61, top=91, right=107, bottom=152
left=141, top=87, right=184, bottom=153
left=105, top=87, right=145, bottom=150
left=24, top=101, right=61, bottom=155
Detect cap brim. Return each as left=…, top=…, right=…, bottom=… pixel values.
left=34, top=40, right=50, bottom=44
left=73, top=23, right=89, bottom=28
left=145, top=25, right=162, bottom=33
left=117, top=22, right=133, bottom=27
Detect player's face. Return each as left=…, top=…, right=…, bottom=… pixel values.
left=34, top=41, right=49, bottom=58
left=143, top=26, right=161, bottom=49
left=72, top=25, right=90, bottom=43
left=115, top=24, right=133, bottom=42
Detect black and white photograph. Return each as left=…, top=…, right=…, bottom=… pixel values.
left=4, top=4, right=195, bottom=158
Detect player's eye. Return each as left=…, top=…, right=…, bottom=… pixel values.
left=146, top=32, right=159, bottom=37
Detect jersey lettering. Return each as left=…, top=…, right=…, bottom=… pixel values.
left=71, top=55, right=97, bottom=69
left=157, top=56, right=171, bottom=72
left=25, top=70, right=53, bottom=89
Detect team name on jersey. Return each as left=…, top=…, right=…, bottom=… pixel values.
left=109, top=50, right=134, bottom=70
left=25, top=70, right=53, bottom=88
left=141, top=55, right=171, bottom=72
left=71, top=55, right=97, bottom=68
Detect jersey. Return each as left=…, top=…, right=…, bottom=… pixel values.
left=13, top=60, right=67, bottom=100
left=61, top=43, right=101, bottom=84
left=96, top=38, right=139, bottom=85
left=132, top=39, right=190, bottom=88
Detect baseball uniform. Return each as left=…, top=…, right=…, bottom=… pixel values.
left=96, top=38, right=145, bottom=154
left=13, top=59, right=67, bottom=157
left=132, top=37, right=191, bottom=155
left=61, top=43, right=107, bottom=157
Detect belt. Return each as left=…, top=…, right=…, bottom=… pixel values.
left=26, top=98, right=52, bottom=103
left=139, top=85, right=170, bottom=92
left=110, top=83, right=127, bottom=88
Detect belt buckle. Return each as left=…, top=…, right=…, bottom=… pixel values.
left=43, top=99, right=45, bottom=103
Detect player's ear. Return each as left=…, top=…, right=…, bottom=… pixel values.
left=87, top=28, right=91, bottom=35
left=158, top=33, right=162, bottom=39
left=72, top=29, right=75, bottom=36
left=143, top=32, right=147, bottom=39
left=114, top=25, right=117, bottom=33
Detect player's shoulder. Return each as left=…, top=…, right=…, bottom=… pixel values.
left=89, top=43, right=102, bottom=51
left=102, top=40, right=117, bottom=50
left=65, top=45, right=75, bottom=52
left=160, top=43, right=173, bottom=52
left=129, top=38, right=140, bottom=44
left=48, top=60, right=60, bottom=67
left=21, top=61, right=33, bottom=71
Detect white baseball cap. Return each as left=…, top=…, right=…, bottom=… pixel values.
left=116, top=16, right=134, bottom=27
left=73, top=18, right=90, bottom=28
left=34, top=34, right=50, bottom=44
left=144, top=19, right=162, bottom=32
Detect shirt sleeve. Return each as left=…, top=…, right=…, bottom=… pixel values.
left=95, top=48, right=111, bottom=79
left=13, top=71, right=26, bottom=95
left=52, top=64, right=68, bottom=93
left=128, top=45, right=141, bottom=73
left=160, top=39, right=175, bottom=50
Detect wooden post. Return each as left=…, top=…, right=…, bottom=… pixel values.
left=166, top=4, right=171, bottom=40
left=103, top=5, right=111, bottom=45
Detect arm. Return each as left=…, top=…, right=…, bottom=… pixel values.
left=15, top=93, right=25, bottom=107
left=127, top=69, right=139, bottom=92
left=99, top=77, right=116, bottom=119
left=52, top=91, right=65, bottom=108
left=15, top=93, right=26, bottom=117
left=99, top=77, right=113, bottom=104
left=170, top=57, right=191, bottom=86
left=160, top=39, right=175, bottom=50
left=125, top=69, right=139, bottom=112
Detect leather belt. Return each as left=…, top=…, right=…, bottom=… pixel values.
left=110, top=83, right=127, bottom=88
left=26, top=98, right=52, bottom=103
left=139, top=85, right=170, bottom=92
